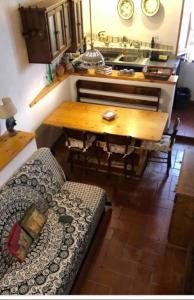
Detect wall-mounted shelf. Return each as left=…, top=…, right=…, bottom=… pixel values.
left=92, top=41, right=174, bottom=54
left=29, top=74, right=69, bottom=108
left=0, top=131, right=35, bottom=171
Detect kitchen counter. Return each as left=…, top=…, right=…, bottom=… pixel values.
left=110, top=56, right=180, bottom=71
left=92, top=42, right=180, bottom=73
left=97, top=52, right=180, bottom=73
left=71, top=69, right=178, bottom=85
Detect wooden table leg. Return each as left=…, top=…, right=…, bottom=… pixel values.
left=136, top=149, right=148, bottom=176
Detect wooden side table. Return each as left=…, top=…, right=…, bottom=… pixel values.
left=168, top=150, right=194, bottom=249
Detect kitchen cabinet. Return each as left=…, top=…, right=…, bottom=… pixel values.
left=19, top=0, right=83, bottom=63
left=168, top=150, right=194, bottom=249
left=69, top=0, right=84, bottom=52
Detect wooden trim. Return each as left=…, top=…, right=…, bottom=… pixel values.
left=29, top=74, right=69, bottom=108
left=0, top=131, right=35, bottom=171
left=79, top=93, right=158, bottom=108
left=175, top=0, right=185, bottom=56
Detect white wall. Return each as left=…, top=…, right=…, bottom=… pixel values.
left=0, top=0, right=70, bottom=139
left=0, top=0, right=184, bottom=140
left=82, top=0, right=183, bottom=52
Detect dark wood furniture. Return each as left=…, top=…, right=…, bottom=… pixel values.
left=43, top=101, right=168, bottom=176
left=102, top=133, right=135, bottom=177
left=168, top=150, right=194, bottom=249
left=68, top=0, right=84, bottom=53
left=63, top=128, right=96, bottom=171
left=76, top=80, right=161, bottom=111
left=19, top=0, right=83, bottom=63
left=141, top=117, right=180, bottom=176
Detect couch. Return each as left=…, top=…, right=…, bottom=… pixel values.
left=0, top=148, right=107, bottom=295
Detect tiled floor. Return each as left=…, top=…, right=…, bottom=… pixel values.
left=53, top=139, right=194, bottom=295
left=172, top=101, right=194, bottom=138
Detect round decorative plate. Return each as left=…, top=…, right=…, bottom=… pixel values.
left=117, top=0, right=134, bottom=20
left=141, top=0, right=160, bottom=17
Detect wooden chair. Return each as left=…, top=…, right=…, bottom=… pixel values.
left=141, top=117, right=181, bottom=176
left=64, top=128, right=96, bottom=171
left=76, top=80, right=161, bottom=111
left=99, top=133, right=135, bottom=177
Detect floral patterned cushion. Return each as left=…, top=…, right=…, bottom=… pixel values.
left=99, top=141, right=134, bottom=155
left=65, top=134, right=96, bottom=151
left=141, top=134, right=171, bottom=152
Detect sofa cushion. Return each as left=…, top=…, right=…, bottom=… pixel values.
left=61, top=181, right=107, bottom=248
left=62, top=181, right=106, bottom=212
left=0, top=190, right=93, bottom=295
left=7, top=223, right=33, bottom=262
left=25, top=148, right=66, bottom=185
left=141, top=135, right=171, bottom=152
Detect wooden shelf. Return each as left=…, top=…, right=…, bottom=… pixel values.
left=0, top=131, right=35, bottom=171
left=29, top=74, right=69, bottom=108
left=29, top=69, right=178, bottom=109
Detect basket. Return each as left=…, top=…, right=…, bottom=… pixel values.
left=143, top=66, right=173, bottom=80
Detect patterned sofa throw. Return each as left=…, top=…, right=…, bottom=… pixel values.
left=0, top=148, right=66, bottom=281
left=0, top=189, right=93, bottom=295
left=0, top=148, right=106, bottom=295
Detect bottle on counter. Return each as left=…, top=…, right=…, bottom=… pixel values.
left=83, top=36, right=87, bottom=53
left=151, top=37, right=155, bottom=49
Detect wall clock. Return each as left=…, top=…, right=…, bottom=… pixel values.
left=141, top=0, right=160, bottom=17
left=117, top=0, right=134, bottom=20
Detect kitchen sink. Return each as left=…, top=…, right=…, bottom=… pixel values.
left=118, top=55, right=138, bottom=62
left=101, top=52, right=120, bottom=62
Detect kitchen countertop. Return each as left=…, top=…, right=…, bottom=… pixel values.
left=71, top=69, right=178, bottom=85
left=108, top=56, right=180, bottom=70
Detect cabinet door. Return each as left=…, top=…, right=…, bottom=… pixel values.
left=55, top=5, right=66, bottom=52
left=75, top=0, right=83, bottom=48
left=63, top=0, right=72, bottom=50
left=47, top=9, right=59, bottom=58
left=70, top=0, right=84, bottom=52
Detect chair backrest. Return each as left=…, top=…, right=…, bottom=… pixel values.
left=104, top=133, right=132, bottom=155
left=76, top=80, right=161, bottom=111
left=63, top=128, right=87, bottom=149
left=170, top=117, right=181, bottom=147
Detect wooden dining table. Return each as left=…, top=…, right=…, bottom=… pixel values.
left=44, top=101, right=168, bottom=142
left=43, top=101, right=169, bottom=175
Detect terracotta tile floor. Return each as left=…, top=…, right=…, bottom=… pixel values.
left=172, top=101, right=194, bottom=138
left=53, top=139, right=194, bottom=295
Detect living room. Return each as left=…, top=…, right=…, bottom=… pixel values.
left=0, top=0, right=194, bottom=298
